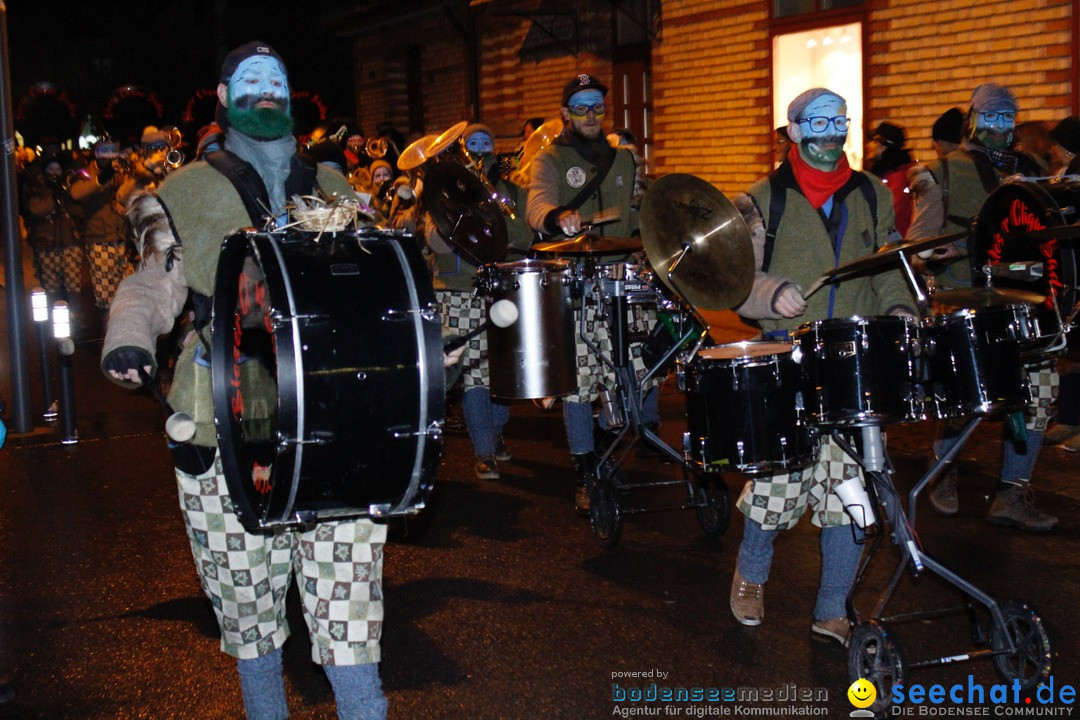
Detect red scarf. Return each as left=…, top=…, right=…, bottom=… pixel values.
left=789, top=148, right=853, bottom=209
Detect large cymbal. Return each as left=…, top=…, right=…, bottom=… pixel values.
left=931, top=286, right=1047, bottom=309
left=397, top=133, right=438, bottom=171
left=824, top=231, right=969, bottom=279
left=638, top=173, right=754, bottom=310
left=533, top=233, right=642, bottom=256
left=422, top=160, right=508, bottom=264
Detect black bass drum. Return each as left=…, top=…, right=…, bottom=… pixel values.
left=973, top=179, right=1080, bottom=355
left=212, top=228, right=444, bottom=532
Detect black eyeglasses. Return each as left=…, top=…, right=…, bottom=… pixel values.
left=798, top=116, right=850, bottom=133
left=568, top=103, right=606, bottom=117
left=979, top=111, right=1016, bottom=123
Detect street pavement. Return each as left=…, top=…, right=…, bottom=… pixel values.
left=1, top=254, right=1079, bottom=719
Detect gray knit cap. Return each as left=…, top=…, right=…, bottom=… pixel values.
left=787, top=87, right=844, bottom=123
left=969, top=82, right=1018, bottom=113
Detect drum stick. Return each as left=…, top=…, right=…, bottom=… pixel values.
left=802, top=275, right=829, bottom=300
left=443, top=299, right=520, bottom=351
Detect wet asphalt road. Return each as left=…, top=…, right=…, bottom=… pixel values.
left=1, top=283, right=1079, bottom=719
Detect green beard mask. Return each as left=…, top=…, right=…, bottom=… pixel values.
left=226, top=89, right=294, bottom=140
left=800, top=134, right=846, bottom=169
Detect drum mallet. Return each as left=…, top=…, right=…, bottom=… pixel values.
left=136, top=366, right=197, bottom=444
left=444, top=298, right=519, bottom=351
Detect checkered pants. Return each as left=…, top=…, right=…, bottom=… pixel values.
left=565, top=301, right=659, bottom=404
left=176, top=454, right=385, bottom=665
left=1024, top=358, right=1059, bottom=432
left=87, top=242, right=132, bottom=308
left=437, top=289, right=490, bottom=388
left=736, top=435, right=860, bottom=531
left=32, top=246, right=83, bottom=294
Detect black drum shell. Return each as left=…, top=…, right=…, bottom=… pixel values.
left=793, top=316, right=924, bottom=427
left=683, top=342, right=818, bottom=475
left=212, top=229, right=444, bottom=532
left=922, top=305, right=1030, bottom=419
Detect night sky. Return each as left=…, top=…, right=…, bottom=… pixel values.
left=4, top=1, right=357, bottom=140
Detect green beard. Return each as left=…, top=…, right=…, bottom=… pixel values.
left=227, top=102, right=294, bottom=140
left=800, top=137, right=845, bottom=170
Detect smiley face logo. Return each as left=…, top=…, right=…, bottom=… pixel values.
left=848, top=678, right=877, bottom=709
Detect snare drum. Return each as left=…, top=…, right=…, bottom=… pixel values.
left=682, top=342, right=818, bottom=475
left=973, top=179, right=1080, bottom=355
left=481, top=258, right=577, bottom=399
left=922, top=304, right=1030, bottom=418
left=212, top=229, right=445, bottom=532
left=793, top=316, right=924, bottom=426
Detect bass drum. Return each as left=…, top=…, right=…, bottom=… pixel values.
left=973, top=179, right=1080, bottom=355
left=212, top=228, right=444, bottom=532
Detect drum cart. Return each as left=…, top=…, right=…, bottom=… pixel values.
left=826, top=423, right=1053, bottom=717
left=582, top=260, right=732, bottom=549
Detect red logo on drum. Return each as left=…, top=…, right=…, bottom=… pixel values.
left=252, top=463, right=272, bottom=495
left=988, top=198, right=1059, bottom=309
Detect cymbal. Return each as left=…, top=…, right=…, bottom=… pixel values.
left=931, top=287, right=1047, bottom=309
left=532, top=233, right=642, bottom=256
left=422, top=160, right=508, bottom=264
left=426, top=121, right=468, bottom=158
left=397, top=134, right=438, bottom=172
left=824, top=231, right=968, bottom=279
left=638, top=173, right=754, bottom=310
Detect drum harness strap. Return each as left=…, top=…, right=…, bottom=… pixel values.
left=187, top=150, right=321, bottom=345
left=761, top=165, right=878, bottom=324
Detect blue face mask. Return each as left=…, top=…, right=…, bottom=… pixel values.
left=465, top=132, right=493, bottom=155
left=228, top=56, right=290, bottom=109
left=973, top=108, right=1016, bottom=151
left=795, top=93, right=848, bottom=168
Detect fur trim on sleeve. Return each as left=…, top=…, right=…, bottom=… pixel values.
left=127, top=191, right=180, bottom=266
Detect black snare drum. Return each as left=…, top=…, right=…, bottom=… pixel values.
left=682, top=342, right=818, bottom=475
left=922, top=304, right=1030, bottom=418
left=212, top=229, right=444, bottom=532
left=973, top=179, right=1079, bottom=355
left=793, top=316, right=924, bottom=426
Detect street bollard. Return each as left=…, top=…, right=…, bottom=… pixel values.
left=52, top=301, right=78, bottom=445
left=31, top=288, right=58, bottom=421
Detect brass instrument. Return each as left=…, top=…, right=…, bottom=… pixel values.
left=366, top=137, right=389, bottom=160
left=511, top=117, right=562, bottom=187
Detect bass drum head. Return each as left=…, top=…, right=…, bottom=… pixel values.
left=973, top=180, right=1079, bottom=347
left=212, top=229, right=444, bottom=532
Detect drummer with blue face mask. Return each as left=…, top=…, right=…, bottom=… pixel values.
left=728, top=87, right=916, bottom=646
left=907, top=83, right=1059, bottom=533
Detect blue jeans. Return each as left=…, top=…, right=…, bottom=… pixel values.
left=935, top=428, right=1044, bottom=485
left=237, top=652, right=387, bottom=720
left=462, top=387, right=510, bottom=458
left=737, top=519, right=863, bottom=621
left=563, top=386, right=661, bottom=456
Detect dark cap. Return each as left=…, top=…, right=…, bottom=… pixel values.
left=1052, top=116, right=1080, bottom=155
left=932, top=107, right=964, bottom=143
left=219, top=41, right=286, bottom=83
left=562, top=73, right=607, bottom=106
left=871, top=121, right=906, bottom=149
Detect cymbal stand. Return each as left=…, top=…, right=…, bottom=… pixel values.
left=895, top=250, right=931, bottom=317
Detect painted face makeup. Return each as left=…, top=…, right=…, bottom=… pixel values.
left=973, top=108, right=1016, bottom=151
left=465, top=132, right=494, bottom=155
left=796, top=93, right=848, bottom=169
left=565, top=89, right=606, bottom=141
left=226, top=56, right=294, bottom=139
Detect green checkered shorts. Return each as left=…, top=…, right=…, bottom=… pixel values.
left=736, top=435, right=860, bottom=530
left=1023, top=358, right=1059, bottom=431
left=176, top=453, right=385, bottom=665
left=437, top=289, right=490, bottom=388
left=565, top=301, right=660, bottom=404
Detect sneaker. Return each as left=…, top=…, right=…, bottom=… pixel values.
left=730, top=568, right=764, bottom=626
left=494, top=436, right=511, bottom=463
left=811, top=617, right=851, bottom=646
left=928, top=466, right=959, bottom=516
left=574, top=484, right=590, bottom=516
left=987, top=483, right=1058, bottom=532
left=1044, top=423, right=1080, bottom=446
left=475, top=455, right=499, bottom=481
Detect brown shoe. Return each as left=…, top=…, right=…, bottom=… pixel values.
left=1045, top=423, right=1080, bottom=446
left=574, top=484, right=591, bottom=516
left=475, top=455, right=499, bottom=481
left=730, top=568, right=764, bottom=626
left=928, top=466, right=959, bottom=516
left=811, top=617, right=850, bottom=646
left=987, top=483, right=1058, bottom=532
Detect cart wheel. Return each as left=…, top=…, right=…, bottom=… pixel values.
left=848, top=620, right=907, bottom=717
left=990, top=600, right=1052, bottom=690
left=694, top=480, right=730, bottom=535
left=589, top=482, right=622, bottom=549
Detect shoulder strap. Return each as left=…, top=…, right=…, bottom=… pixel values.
left=854, top=171, right=879, bottom=242
left=204, top=151, right=271, bottom=226
left=940, top=157, right=951, bottom=231
left=566, top=144, right=619, bottom=211
left=762, top=173, right=786, bottom=273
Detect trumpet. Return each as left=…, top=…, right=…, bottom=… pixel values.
left=165, top=148, right=185, bottom=171
left=366, top=137, right=389, bottom=160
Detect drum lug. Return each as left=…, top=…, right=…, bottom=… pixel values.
left=389, top=422, right=442, bottom=440
left=382, top=304, right=439, bottom=322
left=367, top=503, right=392, bottom=518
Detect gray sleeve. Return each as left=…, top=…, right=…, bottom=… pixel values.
left=525, top=152, right=563, bottom=236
